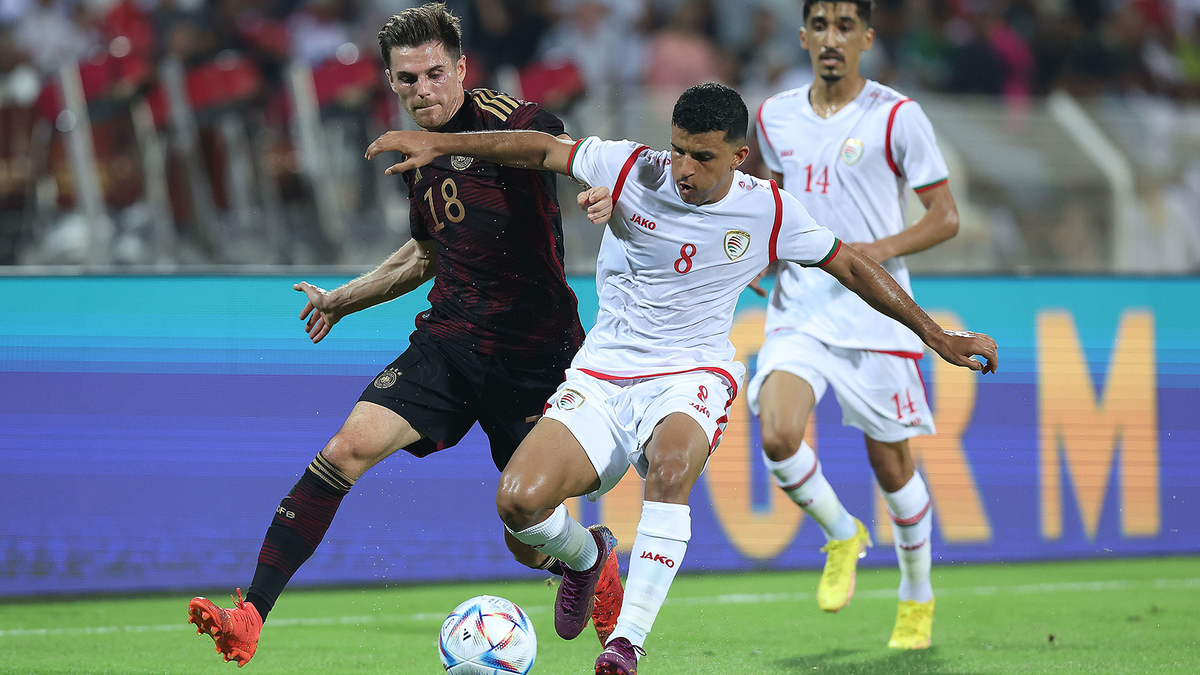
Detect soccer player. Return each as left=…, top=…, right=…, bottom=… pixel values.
left=366, top=82, right=997, bottom=674
left=186, top=4, right=623, bottom=666
left=749, top=0, right=961, bottom=650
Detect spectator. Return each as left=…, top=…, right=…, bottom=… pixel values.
left=537, top=0, right=645, bottom=100
left=643, top=0, right=723, bottom=111
left=288, top=0, right=360, bottom=66
left=15, top=0, right=97, bottom=74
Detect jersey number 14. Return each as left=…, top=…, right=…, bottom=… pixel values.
left=803, top=165, right=829, bottom=194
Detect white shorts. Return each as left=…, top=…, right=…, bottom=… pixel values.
left=746, top=329, right=935, bottom=443
left=542, top=368, right=735, bottom=501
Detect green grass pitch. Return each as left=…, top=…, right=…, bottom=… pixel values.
left=1, top=557, right=1196, bottom=674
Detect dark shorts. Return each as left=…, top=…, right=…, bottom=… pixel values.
left=358, top=329, right=574, bottom=470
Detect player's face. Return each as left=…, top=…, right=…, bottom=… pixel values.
left=800, top=2, right=874, bottom=83
left=669, top=127, right=750, bottom=206
left=386, top=41, right=467, bottom=131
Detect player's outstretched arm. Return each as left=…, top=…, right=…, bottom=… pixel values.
left=365, top=130, right=576, bottom=177
left=293, top=238, right=438, bottom=344
left=820, top=245, right=998, bottom=373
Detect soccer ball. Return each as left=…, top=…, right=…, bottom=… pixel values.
left=438, top=595, right=537, bottom=674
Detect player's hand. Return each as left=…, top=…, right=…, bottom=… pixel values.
left=294, top=282, right=343, bottom=344
left=928, top=329, right=998, bottom=374
left=748, top=262, right=776, bottom=298
left=847, top=241, right=891, bottom=263
left=577, top=186, right=612, bottom=224
left=365, top=130, right=440, bottom=176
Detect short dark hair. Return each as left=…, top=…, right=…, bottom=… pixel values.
left=378, top=2, right=463, bottom=70
left=671, top=83, right=748, bottom=143
left=802, top=0, right=873, bottom=25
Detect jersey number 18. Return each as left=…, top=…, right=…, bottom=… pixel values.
left=423, top=178, right=466, bottom=231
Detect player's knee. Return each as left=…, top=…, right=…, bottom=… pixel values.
left=321, top=434, right=379, bottom=475
left=760, top=423, right=804, bottom=462
left=868, top=453, right=908, bottom=493
left=495, top=482, right=548, bottom=532
left=644, top=451, right=700, bottom=503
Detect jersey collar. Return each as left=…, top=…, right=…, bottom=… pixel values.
left=802, top=80, right=873, bottom=123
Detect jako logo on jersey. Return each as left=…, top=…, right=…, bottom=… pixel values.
left=556, top=389, right=585, bottom=411
left=640, top=551, right=675, bottom=568
left=724, top=230, right=751, bottom=261
left=841, top=139, right=864, bottom=165
left=630, top=213, right=656, bottom=230
left=781, top=149, right=795, bottom=157
left=450, top=155, right=474, bottom=170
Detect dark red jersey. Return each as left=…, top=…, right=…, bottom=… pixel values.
left=402, top=89, right=585, bottom=357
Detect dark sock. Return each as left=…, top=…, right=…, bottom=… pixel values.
left=537, top=555, right=566, bottom=577
left=247, top=453, right=354, bottom=622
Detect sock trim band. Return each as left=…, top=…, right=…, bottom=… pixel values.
left=310, top=453, right=354, bottom=493
left=536, top=556, right=561, bottom=571
left=780, top=460, right=819, bottom=492
left=889, top=500, right=931, bottom=527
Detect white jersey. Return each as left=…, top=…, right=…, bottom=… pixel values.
left=756, top=81, right=949, bottom=353
left=568, top=136, right=841, bottom=393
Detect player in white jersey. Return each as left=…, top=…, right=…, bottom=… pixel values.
left=366, top=82, right=996, bottom=675
left=749, top=0, right=963, bottom=650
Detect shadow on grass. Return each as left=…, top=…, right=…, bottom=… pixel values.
left=776, top=648, right=996, bottom=675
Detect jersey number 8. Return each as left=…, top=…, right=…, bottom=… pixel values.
left=674, top=243, right=697, bottom=274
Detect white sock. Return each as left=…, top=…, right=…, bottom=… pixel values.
left=883, top=471, right=934, bottom=603
left=507, top=503, right=598, bottom=572
left=609, top=501, right=690, bottom=648
left=764, top=442, right=857, bottom=541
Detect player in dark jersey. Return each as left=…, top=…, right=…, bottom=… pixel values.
left=186, top=4, right=622, bottom=667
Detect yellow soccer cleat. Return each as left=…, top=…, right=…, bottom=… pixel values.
left=816, top=518, right=871, bottom=612
left=888, top=598, right=935, bottom=649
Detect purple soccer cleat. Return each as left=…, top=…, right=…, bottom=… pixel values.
left=595, top=637, right=645, bottom=674
left=556, top=525, right=617, bottom=640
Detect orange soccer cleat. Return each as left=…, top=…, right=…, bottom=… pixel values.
left=591, top=548, right=624, bottom=645
left=188, top=588, right=263, bottom=667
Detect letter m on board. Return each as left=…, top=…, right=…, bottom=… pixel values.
left=1037, top=310, right=1159, bottom=541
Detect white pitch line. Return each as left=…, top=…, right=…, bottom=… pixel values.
left=1, top=578, right=1197, bottom=639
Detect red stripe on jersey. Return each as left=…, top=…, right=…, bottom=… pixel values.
left=577, top=366, right=740, bottom=400
left=885, top=98, right=912, bottom=178
left=914, top=177, right=949, bottom=193
left=612, top=145, right=650, bottom=207
left=768, top=179, right=784, bottom=263
left=757, top=100, right=775, bottom=155
left=868, top=349, right=924, bottom=360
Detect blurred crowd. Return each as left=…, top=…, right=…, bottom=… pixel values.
left=1, top=0, right=1199, bottom=267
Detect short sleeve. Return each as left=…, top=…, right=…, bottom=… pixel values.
left=568, top=137, right=646, bottom=189
left=756, top=101, right=783, bottom=174
left=506, top=102, right=566, bottom=137
left=890, top=101, right=949, bottom=193
left=409, top=199, right=432, bottom=241
left=774, top=188, right=841, bottom=267
left=404, top=173, right=432, bottom=241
